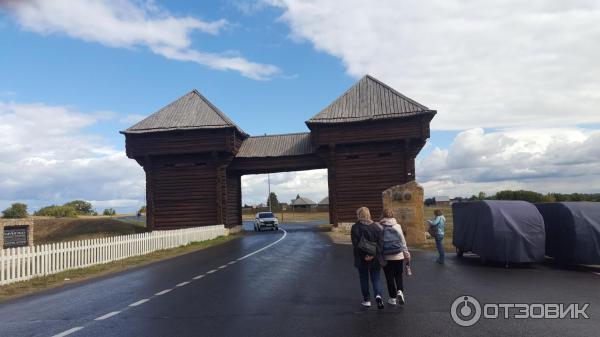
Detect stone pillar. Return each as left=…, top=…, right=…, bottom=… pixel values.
left=382, top=181, right=425, bottom=246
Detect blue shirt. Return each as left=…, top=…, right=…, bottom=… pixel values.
left=428, top=215, right=446, bottom=236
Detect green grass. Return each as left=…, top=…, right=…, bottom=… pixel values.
left=0, top=234, right=240, bottom=302
left=33, top=217, right=149, bottom=245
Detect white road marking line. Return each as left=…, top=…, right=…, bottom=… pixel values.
left=57, top=229, right=289, bottom=337
left=218, top=265, right=227, bottom=269
left=155, top=289, right=172, bottom=296
left=237, top=228, right=287, bottom=261
left=94, top=311, right=121, bottom=321
left=129, top=299, right=150, bottom=307
left=51, top=327, right=84, bottom=337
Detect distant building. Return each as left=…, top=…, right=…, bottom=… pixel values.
left=317, top=197, right=329, bottom=211
left=291, top=196, right=317, bottom=210
left=435, top=196, right=450, bottom=206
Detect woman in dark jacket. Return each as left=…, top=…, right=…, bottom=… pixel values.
left=351, top=207, right=386, bottom=309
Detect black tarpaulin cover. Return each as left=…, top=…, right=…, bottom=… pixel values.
left=452, top=201, right=545, bottom=263
left=535, top=202, right=600, bottom=265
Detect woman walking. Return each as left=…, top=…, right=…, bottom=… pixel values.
left=351, top=207, right=385, bottom=309
left=380, top=208, right=410, bottom=305
left=427, top=209, right=446, bottom=264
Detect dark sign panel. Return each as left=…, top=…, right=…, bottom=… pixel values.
left=3, top=226, right=29, bottom=249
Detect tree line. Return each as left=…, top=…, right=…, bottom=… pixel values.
left=1, top=200, right=118, bottom=219
left=466, top=190, right=600, bottom=203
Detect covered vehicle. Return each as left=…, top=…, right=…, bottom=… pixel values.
left=535, top=202, right=600, bottom=265
left=452, top=200, right=545, bottom=264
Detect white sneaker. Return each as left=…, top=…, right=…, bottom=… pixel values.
left=397, top=290, right=405, bottom=305
left=388, top=298, right=397, bottom=305
left=361, top=300, right=371, bottom=307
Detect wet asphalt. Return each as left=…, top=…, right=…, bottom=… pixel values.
left=0, top=221, right=598, bottom=337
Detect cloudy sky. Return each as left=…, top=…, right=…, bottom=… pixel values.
left=1, top=0, right=599, bottom=212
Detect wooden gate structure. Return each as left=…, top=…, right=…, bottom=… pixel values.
left=122, top=75, right=436, bottom=230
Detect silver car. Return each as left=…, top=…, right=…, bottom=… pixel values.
left=254, top=212, right=279, bottom=231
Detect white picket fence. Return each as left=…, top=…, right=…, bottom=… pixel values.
left=0, top=225, right=226, bottom=286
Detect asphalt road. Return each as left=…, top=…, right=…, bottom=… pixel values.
left=0, top=221, right=598, bottom=337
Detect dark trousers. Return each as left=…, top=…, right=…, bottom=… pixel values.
left=357, top=267, right=383, bottom=301
left=383, top=259, right=404, bottom=297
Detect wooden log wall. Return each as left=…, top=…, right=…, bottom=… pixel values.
left=310, top=117, right=425, bottom=146
left=325, top=141, right=420, bottom=223
left=226, top=173, right=242, bottom=228
left=126, top=129, right=240, bottom=158
left=147, top=161, right=217, bottom=229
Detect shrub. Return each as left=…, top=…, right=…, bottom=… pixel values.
left=138, top=205, right=147, bottom=214
left=34, top=205, right=78, bottom=218
left=2, top=203, right=29, bottom=218
left=103, top=208, right=116, bottom=216
left=63, top=200, right=94, bottom=215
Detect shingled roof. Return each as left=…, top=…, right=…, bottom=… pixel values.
left=236, top=133, right=315, bottom=158
left=306, top=75, right=435, bottom=124
left=121, top=90, right=247, bottom=135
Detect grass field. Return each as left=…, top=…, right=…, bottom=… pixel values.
left=33, top=217, right=148, bottom=245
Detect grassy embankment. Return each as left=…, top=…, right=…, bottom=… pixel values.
left=33, top=216, right=148, bottom=244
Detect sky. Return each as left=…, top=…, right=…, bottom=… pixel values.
left=1, top=0, right=599, bottom=213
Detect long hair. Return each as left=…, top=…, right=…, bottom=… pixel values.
left=382, top=208, right=394, bottom=219
left=356, top=207, right=372, bottom=221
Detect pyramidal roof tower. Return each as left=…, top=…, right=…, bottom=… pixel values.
left=306, top=74, right=435, bottom=125
left=122, top=89, right=246, bottom=136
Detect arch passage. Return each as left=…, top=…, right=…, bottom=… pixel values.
left=122, top=75, right=435, bottom=230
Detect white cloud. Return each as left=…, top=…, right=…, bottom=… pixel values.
left=265, top=0, right=600, bottom=129
left=417, top=128, right=600, bottom=197
left=2, top=0, right=279, bottom=79
left=0, top=100, right=145, bottom=213
left=242, top=169, right=328, bottom=206
left=120, top=114, right=146, bottom=124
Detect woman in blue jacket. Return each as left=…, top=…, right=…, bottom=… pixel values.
left=427, top=209, right=446, bottom=264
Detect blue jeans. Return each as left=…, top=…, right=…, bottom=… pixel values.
left=358, top=267, right=383, bottom=301
left=435, top=234, right=445, bottom=263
